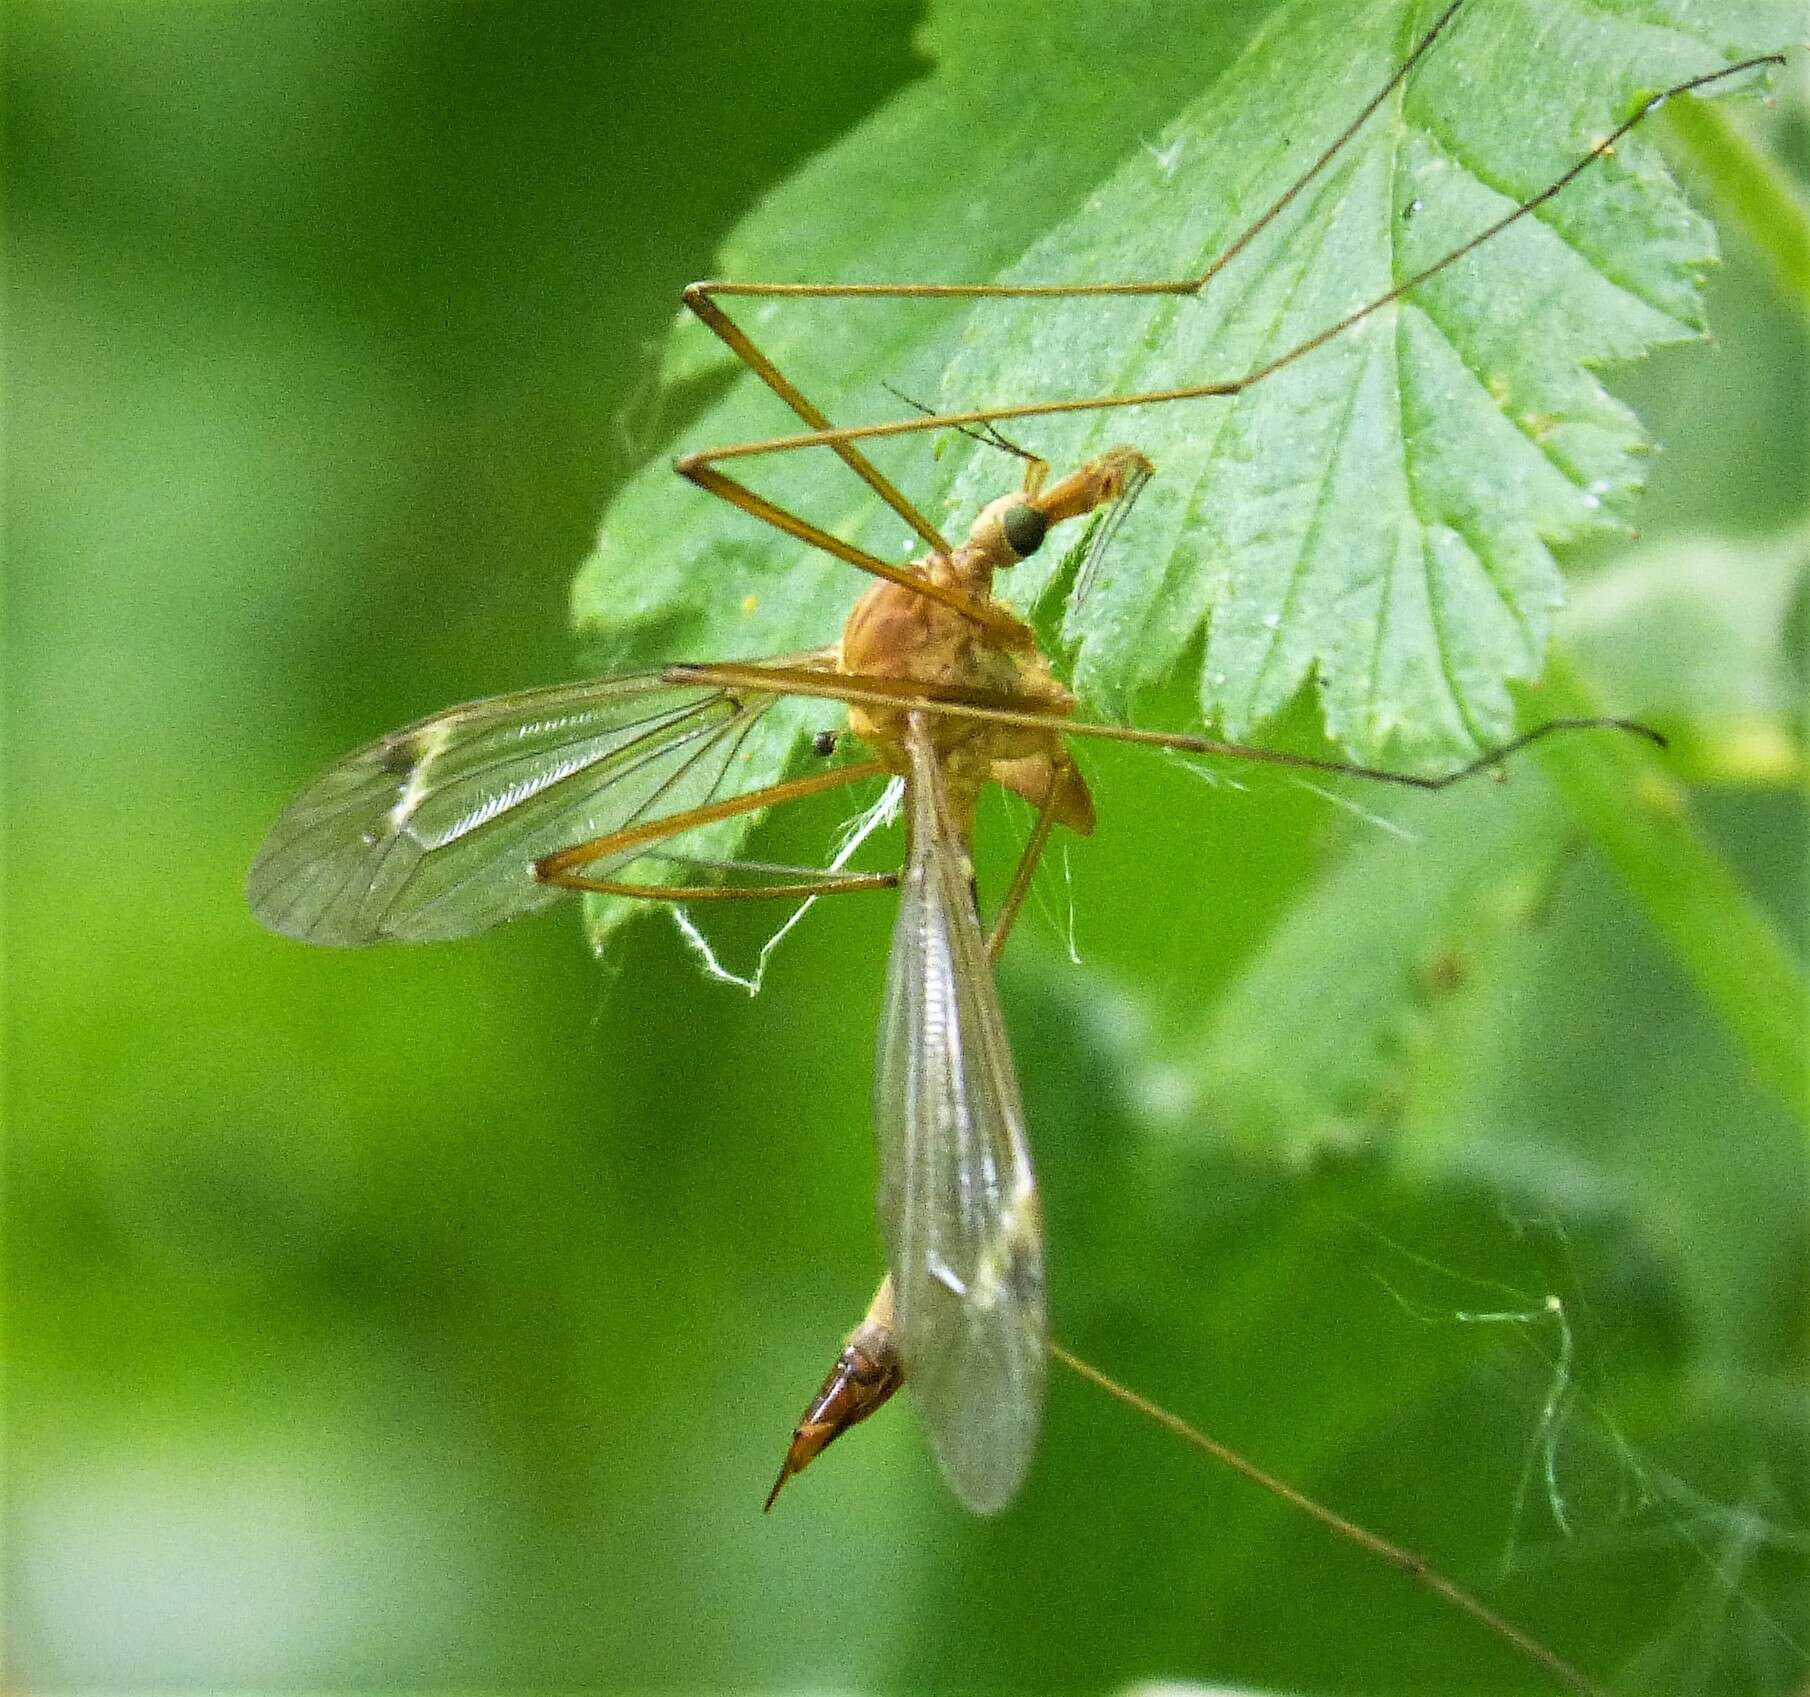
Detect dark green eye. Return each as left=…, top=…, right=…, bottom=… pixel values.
left=1000, top=503, right=1048, bottom=557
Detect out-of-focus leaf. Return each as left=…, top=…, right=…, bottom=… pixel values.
left=1173, top=770, right=1572, bottom=1160
left=1562, top=525, right=1810, bottom=784
left=1524, top=654, right=1810, bottom=1129
left=1665, top=87, right=1810, bottom=308
left=1164, top=637, right=1808, bottom=1159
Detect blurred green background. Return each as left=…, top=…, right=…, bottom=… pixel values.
left=9, top=3, right=1808, bottom=1692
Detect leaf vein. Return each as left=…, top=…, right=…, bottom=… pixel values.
left=1247, top=326, right=1376, bottom=713
left=1386, top=101, right=1474, bottom=753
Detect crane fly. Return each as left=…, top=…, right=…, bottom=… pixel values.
left=247, top=4, right=1785, bottom=1689
left=248, top=436, right=1643, bottom=1493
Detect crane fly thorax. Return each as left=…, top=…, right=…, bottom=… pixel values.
left=839, top=563, right=1077, bottom=790
left=833, top=457, right=1157, bottom=835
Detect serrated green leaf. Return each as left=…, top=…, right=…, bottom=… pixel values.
left=576, top=0, right=1794, bottom=946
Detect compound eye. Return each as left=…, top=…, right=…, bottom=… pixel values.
left=1000, top=503, right=1048, bottom=558
left=811, top=729, right=840, bottom=758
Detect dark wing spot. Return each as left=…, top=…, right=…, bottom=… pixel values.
left=1004, top=1235, right=1046, bottom=1308
left=377, top=734, right=421, bottom=776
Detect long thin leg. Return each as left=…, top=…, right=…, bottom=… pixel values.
left=1050, top=711, right=1665, bottom=792
left=699, top=0, right=1465, bottom=313
left=678, top=55, right=1781, bottom=471
left=551, top=868, right=898, bottom=902
left=676, top=459, right=1031, bottom=646
left=1051, top=1345, right=1607, bottom=1697
left=681, top=285, right=949, bottom=555
left=534, top=756, right=889, bottom=887
left=985, top=777, right=1065, bottom=960
left=666, top=660, right=1665, bottom=793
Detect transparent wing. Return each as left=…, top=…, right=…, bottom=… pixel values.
left=874, top=714, right=1047, bottom=1514
left=249, top=658, right=828, bottom=945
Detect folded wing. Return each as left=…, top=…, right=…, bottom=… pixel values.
left=875, top=713, right=1047, bottom=1514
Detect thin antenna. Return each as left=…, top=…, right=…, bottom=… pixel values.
left=881, top=379, right=1041, bottom=466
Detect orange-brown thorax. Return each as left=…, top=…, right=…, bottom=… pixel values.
left=836, top=449, right=1150, bottom=837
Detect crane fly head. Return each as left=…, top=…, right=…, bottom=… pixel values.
left=965, top=446, right=1155, bottom=595
left=968, top=491, right=1049, bottom=569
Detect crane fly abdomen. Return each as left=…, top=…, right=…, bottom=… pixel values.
left=765, top=1278, right=904, bottom=1512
